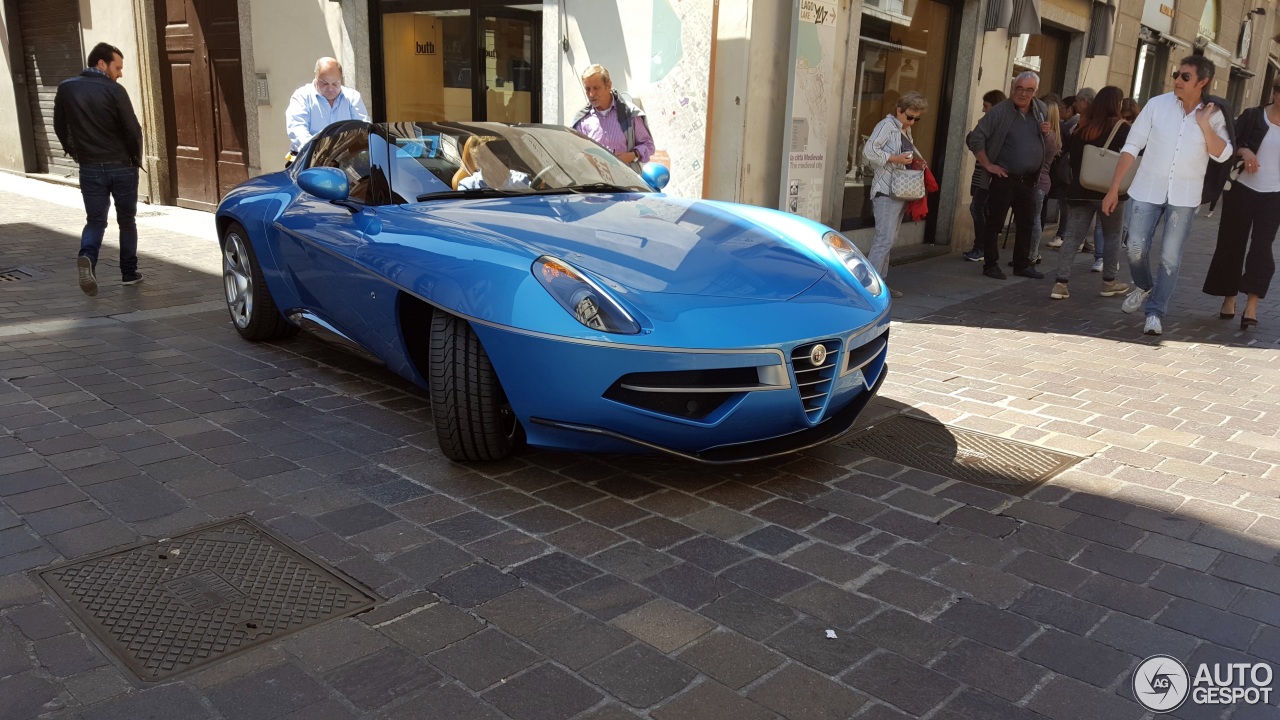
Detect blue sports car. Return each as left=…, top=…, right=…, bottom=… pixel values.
left=215, top=121, right=890, bottom=463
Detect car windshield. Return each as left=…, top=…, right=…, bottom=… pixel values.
left=374, top=122, right=652, bottom=203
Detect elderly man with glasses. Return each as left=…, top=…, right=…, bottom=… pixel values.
left=286, top=57, right=370, bottom=157
left=1102, top=55, right=1234, bottom=336
left=967, top=71, right=1053, bottom=280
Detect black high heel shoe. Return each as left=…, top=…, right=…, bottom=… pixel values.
left=1241, top=316, right=1258, bottom=330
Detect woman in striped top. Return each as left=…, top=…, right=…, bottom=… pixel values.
left=863, top=91, right=929, bottom=297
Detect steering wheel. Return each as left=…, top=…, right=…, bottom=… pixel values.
left=529, top=166, right=558, bottom=189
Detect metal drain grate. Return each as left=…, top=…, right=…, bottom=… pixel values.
left=842, top=415, right=1081, bottom=496
left=37, top=518, right=378, bottom=683
left=0, top=268, right=33, bottom=282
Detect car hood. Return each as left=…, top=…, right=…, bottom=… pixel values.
left=405, top=194, right=828, bottom=300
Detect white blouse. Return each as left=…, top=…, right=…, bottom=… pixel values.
left=1238, top=117, right=1280, bottom=194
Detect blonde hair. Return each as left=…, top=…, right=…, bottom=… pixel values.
left=581, top=64, right=611, bottom=84
left=1045, top=102, right=1061, bottom=147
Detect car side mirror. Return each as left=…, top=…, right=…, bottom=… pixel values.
left=298, top=167, right=351, bottom=202
left=641, top=162, right=670, bottom=191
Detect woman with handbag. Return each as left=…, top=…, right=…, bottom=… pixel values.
left=1029, top=102, right=1062, bottom=266
left=1203, top=82, right=1280, bottom=329
left=863, top=92, right=929, bottom=298
left=1049, top=86, right=1132, bottom=301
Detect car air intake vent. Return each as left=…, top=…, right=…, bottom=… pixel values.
left=792, top=340, right=840, bottom=421
left=604, top=367, right=761, bottom=420
left=845, top=335, right=888, bottom=375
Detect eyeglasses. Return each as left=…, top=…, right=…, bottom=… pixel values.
left=1171, top=71, right=1195, bottom=82
left=904, top=113, right=922, bottom=122
left=1013, top=86, right=1037, bottom=94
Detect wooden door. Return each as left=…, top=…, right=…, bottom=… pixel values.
left=156, top=0, right=247, bottom=210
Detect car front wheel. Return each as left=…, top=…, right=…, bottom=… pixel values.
left=221, top=222, right=297, bottom=341
left=428, top=312, right=521, bottom=461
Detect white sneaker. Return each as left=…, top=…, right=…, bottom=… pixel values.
left=1090, top=258, right=1103, bottom=273
left=1047, top=237, right=1064, bottom=249
left=1143, top=315, right=1163, bottom=336
left=1121, top=287, right=1150, bottom=314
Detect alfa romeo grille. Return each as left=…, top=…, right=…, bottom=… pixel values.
left=792, top=340, right=840, bottom=422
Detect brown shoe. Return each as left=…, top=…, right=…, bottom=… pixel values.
left=1099, top=279, right=1129, bottom=297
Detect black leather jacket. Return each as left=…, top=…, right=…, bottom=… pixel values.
left=53, top=70, right=143, bottom=167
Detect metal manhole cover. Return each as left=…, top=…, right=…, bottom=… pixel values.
left=842, top=415, right=1081, bottom=496
left=0, top=267, right=33, bottom=282
left=36, top=518, right=378, bottom=683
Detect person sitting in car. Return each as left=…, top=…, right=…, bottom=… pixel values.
left=454, top=136, right=531, bottom=191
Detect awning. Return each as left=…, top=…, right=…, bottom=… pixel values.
left=1009, top=0, right=1042, bottom=36
left=985, top=0, right=1013, bottom=32
left=1086, top=0, right=1116, bottom=57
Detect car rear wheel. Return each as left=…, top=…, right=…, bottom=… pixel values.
left=222, top=222, right=297, bottom=341
left=428, top=312, right=521, bottom=461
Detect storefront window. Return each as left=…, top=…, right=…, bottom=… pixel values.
left=483, top=16, right=535, bottom=123
left=383, top=10, right=474, bottom=122
left=842, top=0, right=953, bottom=230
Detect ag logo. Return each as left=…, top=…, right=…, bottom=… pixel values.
left=1134, top=655, right=1190, bottom=712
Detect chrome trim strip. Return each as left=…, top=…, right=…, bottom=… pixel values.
left=619, top=383, right=787, bottom=393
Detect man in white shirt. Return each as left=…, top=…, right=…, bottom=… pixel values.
left=286, top=57, right=370, bottom=156
left=1102, top=56, right=1232, bottom=336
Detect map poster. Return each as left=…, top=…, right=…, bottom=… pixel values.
left=782, top=0, right=838, bottom=222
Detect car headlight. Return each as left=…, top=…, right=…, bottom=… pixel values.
left=822, top=231, right=883, bottom=296
left=533, top=256, right=641, bottom=334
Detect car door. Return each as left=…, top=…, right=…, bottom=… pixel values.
left=276, top=123, right=402, bottom=360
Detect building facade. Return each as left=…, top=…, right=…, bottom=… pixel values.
left=1, top=0, right=1277, bottom=256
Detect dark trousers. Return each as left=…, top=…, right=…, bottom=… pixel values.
left=981, top=174, right=1038, bottom=270
left=1203, top=183, right=1280, bottom=299
left=969, top=186, right=989, bottom=250
left=78, top=163, right=139, bottom=276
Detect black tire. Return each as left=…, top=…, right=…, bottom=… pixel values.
left=428, top=312, right=521, bottom=461
left=221, top=222, right=298, bottom=341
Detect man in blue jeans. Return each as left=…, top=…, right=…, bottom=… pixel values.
left=1103, top=55, right=1232, bottom=336
left=53, top=42, right=144, bottom=297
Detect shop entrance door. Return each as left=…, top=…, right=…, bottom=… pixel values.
left=480, top=12, right=536, bottom=123
left=377, top=2, right=540, bottom=123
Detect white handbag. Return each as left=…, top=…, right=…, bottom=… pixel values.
left=886, top=128, right=925, bottom=200
left=1078, top=120, right=1141, bottom=193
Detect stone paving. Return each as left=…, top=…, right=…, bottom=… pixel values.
left=1, top=171, right=1280, bottom=719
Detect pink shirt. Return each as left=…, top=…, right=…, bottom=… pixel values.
left=573, top=102, right=654, bottom=162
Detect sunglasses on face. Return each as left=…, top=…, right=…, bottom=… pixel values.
left=1172, top=71, right=1195, bottom=82
left=904, top=113, right=922, bottom=122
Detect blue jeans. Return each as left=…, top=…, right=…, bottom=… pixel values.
left=78, top=163, right=139, bottom=276
left=1126, top=199, right=1197, bottom=318
left=870, top=194, right=906, bottom=278
left=1093, top=216, right=1104, bottom=260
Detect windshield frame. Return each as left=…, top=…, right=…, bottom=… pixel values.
left=373, top=121, right=652, bottom=204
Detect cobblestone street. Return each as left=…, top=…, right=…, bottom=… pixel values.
left=2, top=172, right=1280, bottom=719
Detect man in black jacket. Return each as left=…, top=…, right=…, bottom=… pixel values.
left=54, top=42, right=144, bottom=297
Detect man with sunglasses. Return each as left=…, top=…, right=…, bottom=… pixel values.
left=286, top=57, right=370, bottom=157
left=967, top=71, right=1052, bottom=280
left=1102, top=56, right=1234, bottom=336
